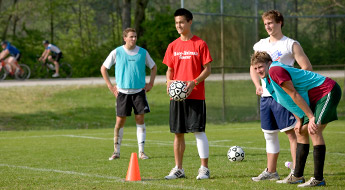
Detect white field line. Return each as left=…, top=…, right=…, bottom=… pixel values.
left=0, top=134, right=299, bottom=152
left=0, top=164, right=204, bottom=190
left=2, top=133, right=345, bottom=155
left=1, top=127, right=342, bottom=140
left=3, top=125, right=342, bottom=139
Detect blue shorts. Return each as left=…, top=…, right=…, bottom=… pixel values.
left=260, top=96, right=296, bottom=133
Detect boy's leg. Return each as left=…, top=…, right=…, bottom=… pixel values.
left=174, top=133, right=185, bottom=169
left=109, top=116, right=126, bottom=160
left=53, top=60, right=59, bottom=74
left=135, top=114, right=148, bottom=159
left=294, top=125, right=310, bottom=178
left=252, top=132, right=280, bottom=182
left=285, top=129, right=297, bottom=169
left=194, top=132, right=209, bottom=168
left=5, top=57, right=16, bottom=73
left=253, top=97, right=280, bottom=181
left=164, top=134, right=186, bottom=180
left=195, top=132, right=210, bottom=180
left=310, top=124, right=327, bottom=181
left=264, top=132, right=279, bottom=173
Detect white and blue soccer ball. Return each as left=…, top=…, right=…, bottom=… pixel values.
left=169, top=81, right=187, bottom=101
left=227, top=146, right=245, bottom=162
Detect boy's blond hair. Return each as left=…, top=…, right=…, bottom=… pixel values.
left=262, top=10, right=284, bottom=28
left=250, top=51, right=272, bottom=66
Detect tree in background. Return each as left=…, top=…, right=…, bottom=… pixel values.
left=135, top=0, right=149, bottom=38
left=0, top=0, right=344, bottom=78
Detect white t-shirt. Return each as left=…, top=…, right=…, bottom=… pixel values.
left=47, top=44, right=61, bottom=54
left=103, top=45, right=156, bottom=94
left=253, top=36, right=299, bottom=97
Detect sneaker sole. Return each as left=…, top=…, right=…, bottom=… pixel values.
left=290, top=179, right=305, bottom=184
left=317, top=181, right=326, bottom=186
left=252, top=178, right=279, bottom=182
left=165, top=175, right=186, bottom=180
left=196, top=176, right=210, bottom=180
left=298, top=181, right=326, bottom=187
left=108, top=157, right=120, bottom=160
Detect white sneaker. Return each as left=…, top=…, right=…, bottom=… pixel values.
left=164, top=167, right=185, bottom=180
left=139, top=152, right=149, bottom=160
left=108, top=152, right=120, bottom=160
left=196, top=166, right=210, bottom=180
left=276, top=172, right=305, bottom=184
left=297, top=177, right=326, bottom=187
left=52, top=73, right=60, bottom=78
left=252, top=168, right=280, bottom=181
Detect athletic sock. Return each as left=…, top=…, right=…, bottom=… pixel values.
left=313, top=145, right=326, bottom=181
left=294, top=143, right=309, bottom=177
left=114, top=127, right=124, bottom=153
left=194, top=132, right=209, bottom=159
left=137, top=123, right=146, bottom=153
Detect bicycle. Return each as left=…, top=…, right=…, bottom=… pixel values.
left=0, top=60, right=31, bottom=80
left=34, top=56, right=72, bottom=78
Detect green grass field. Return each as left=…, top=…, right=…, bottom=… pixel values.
left=1, top=123, right=345, bottom=189
left=1, top=81, right=345, bottom=189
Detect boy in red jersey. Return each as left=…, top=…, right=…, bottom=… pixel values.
left=163, top=8, right=213, bottom=180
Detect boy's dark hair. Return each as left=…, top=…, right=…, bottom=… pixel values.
left=123, top=28, right=136, bottom=38
left=174, top=8, right=193, bottom=22
left=1, top=40, right=8, bottom=46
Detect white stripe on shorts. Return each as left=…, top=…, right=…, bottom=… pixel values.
left=317, top=92, right=331, bottom=125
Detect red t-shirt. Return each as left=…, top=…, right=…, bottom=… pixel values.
left=269, top=67, right=335, bottom=105
left=163, top=35, right=213, bottom=100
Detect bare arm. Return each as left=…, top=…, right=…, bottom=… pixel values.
left=39, top=49, right=50, bottom=61
left=293, top=42, right=312, bottom=71
left=100, top=65, right=118, bottom=97
left=250, top=65, right=263, bottom=96
left=0, top=49, right=9, bottom=60
left=280, top=80, right=318, bottom=134
left=144, top=65, right=157, bottom=92
left=166, top=67, right=174, bottom=94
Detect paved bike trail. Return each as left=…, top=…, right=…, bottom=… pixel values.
left=0, top=70, right=344, bottom=87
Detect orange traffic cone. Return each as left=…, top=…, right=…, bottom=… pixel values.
left=125, top=152, right=141, bottom=181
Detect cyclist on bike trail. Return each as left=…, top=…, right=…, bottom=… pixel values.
left=0, top=40, right=21, bottom=75
left=39, top=40, right=63, bottom=78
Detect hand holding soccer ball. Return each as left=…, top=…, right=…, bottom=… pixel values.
left=168, top=81, right=188, bottom=101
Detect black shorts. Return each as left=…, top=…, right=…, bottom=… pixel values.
left=169, top=99, right=206, bottom=133
left=116, top=90, right=150, bottom=117
left=14, top=53, right=21, bottom=61
left=52, top=52, right=63, bottom=62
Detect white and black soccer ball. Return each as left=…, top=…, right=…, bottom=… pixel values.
left=227, top=146, right=245, bottom=162
left=169, top=81, right=187, bottom=101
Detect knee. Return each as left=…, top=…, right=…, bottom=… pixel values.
left=194, top=132, right=207, bottom=140
left=264, top=132, right=280, bottom=153
left=8, top=57, right=14, bottom=63
left=135, top=115, right=144, bottom=124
